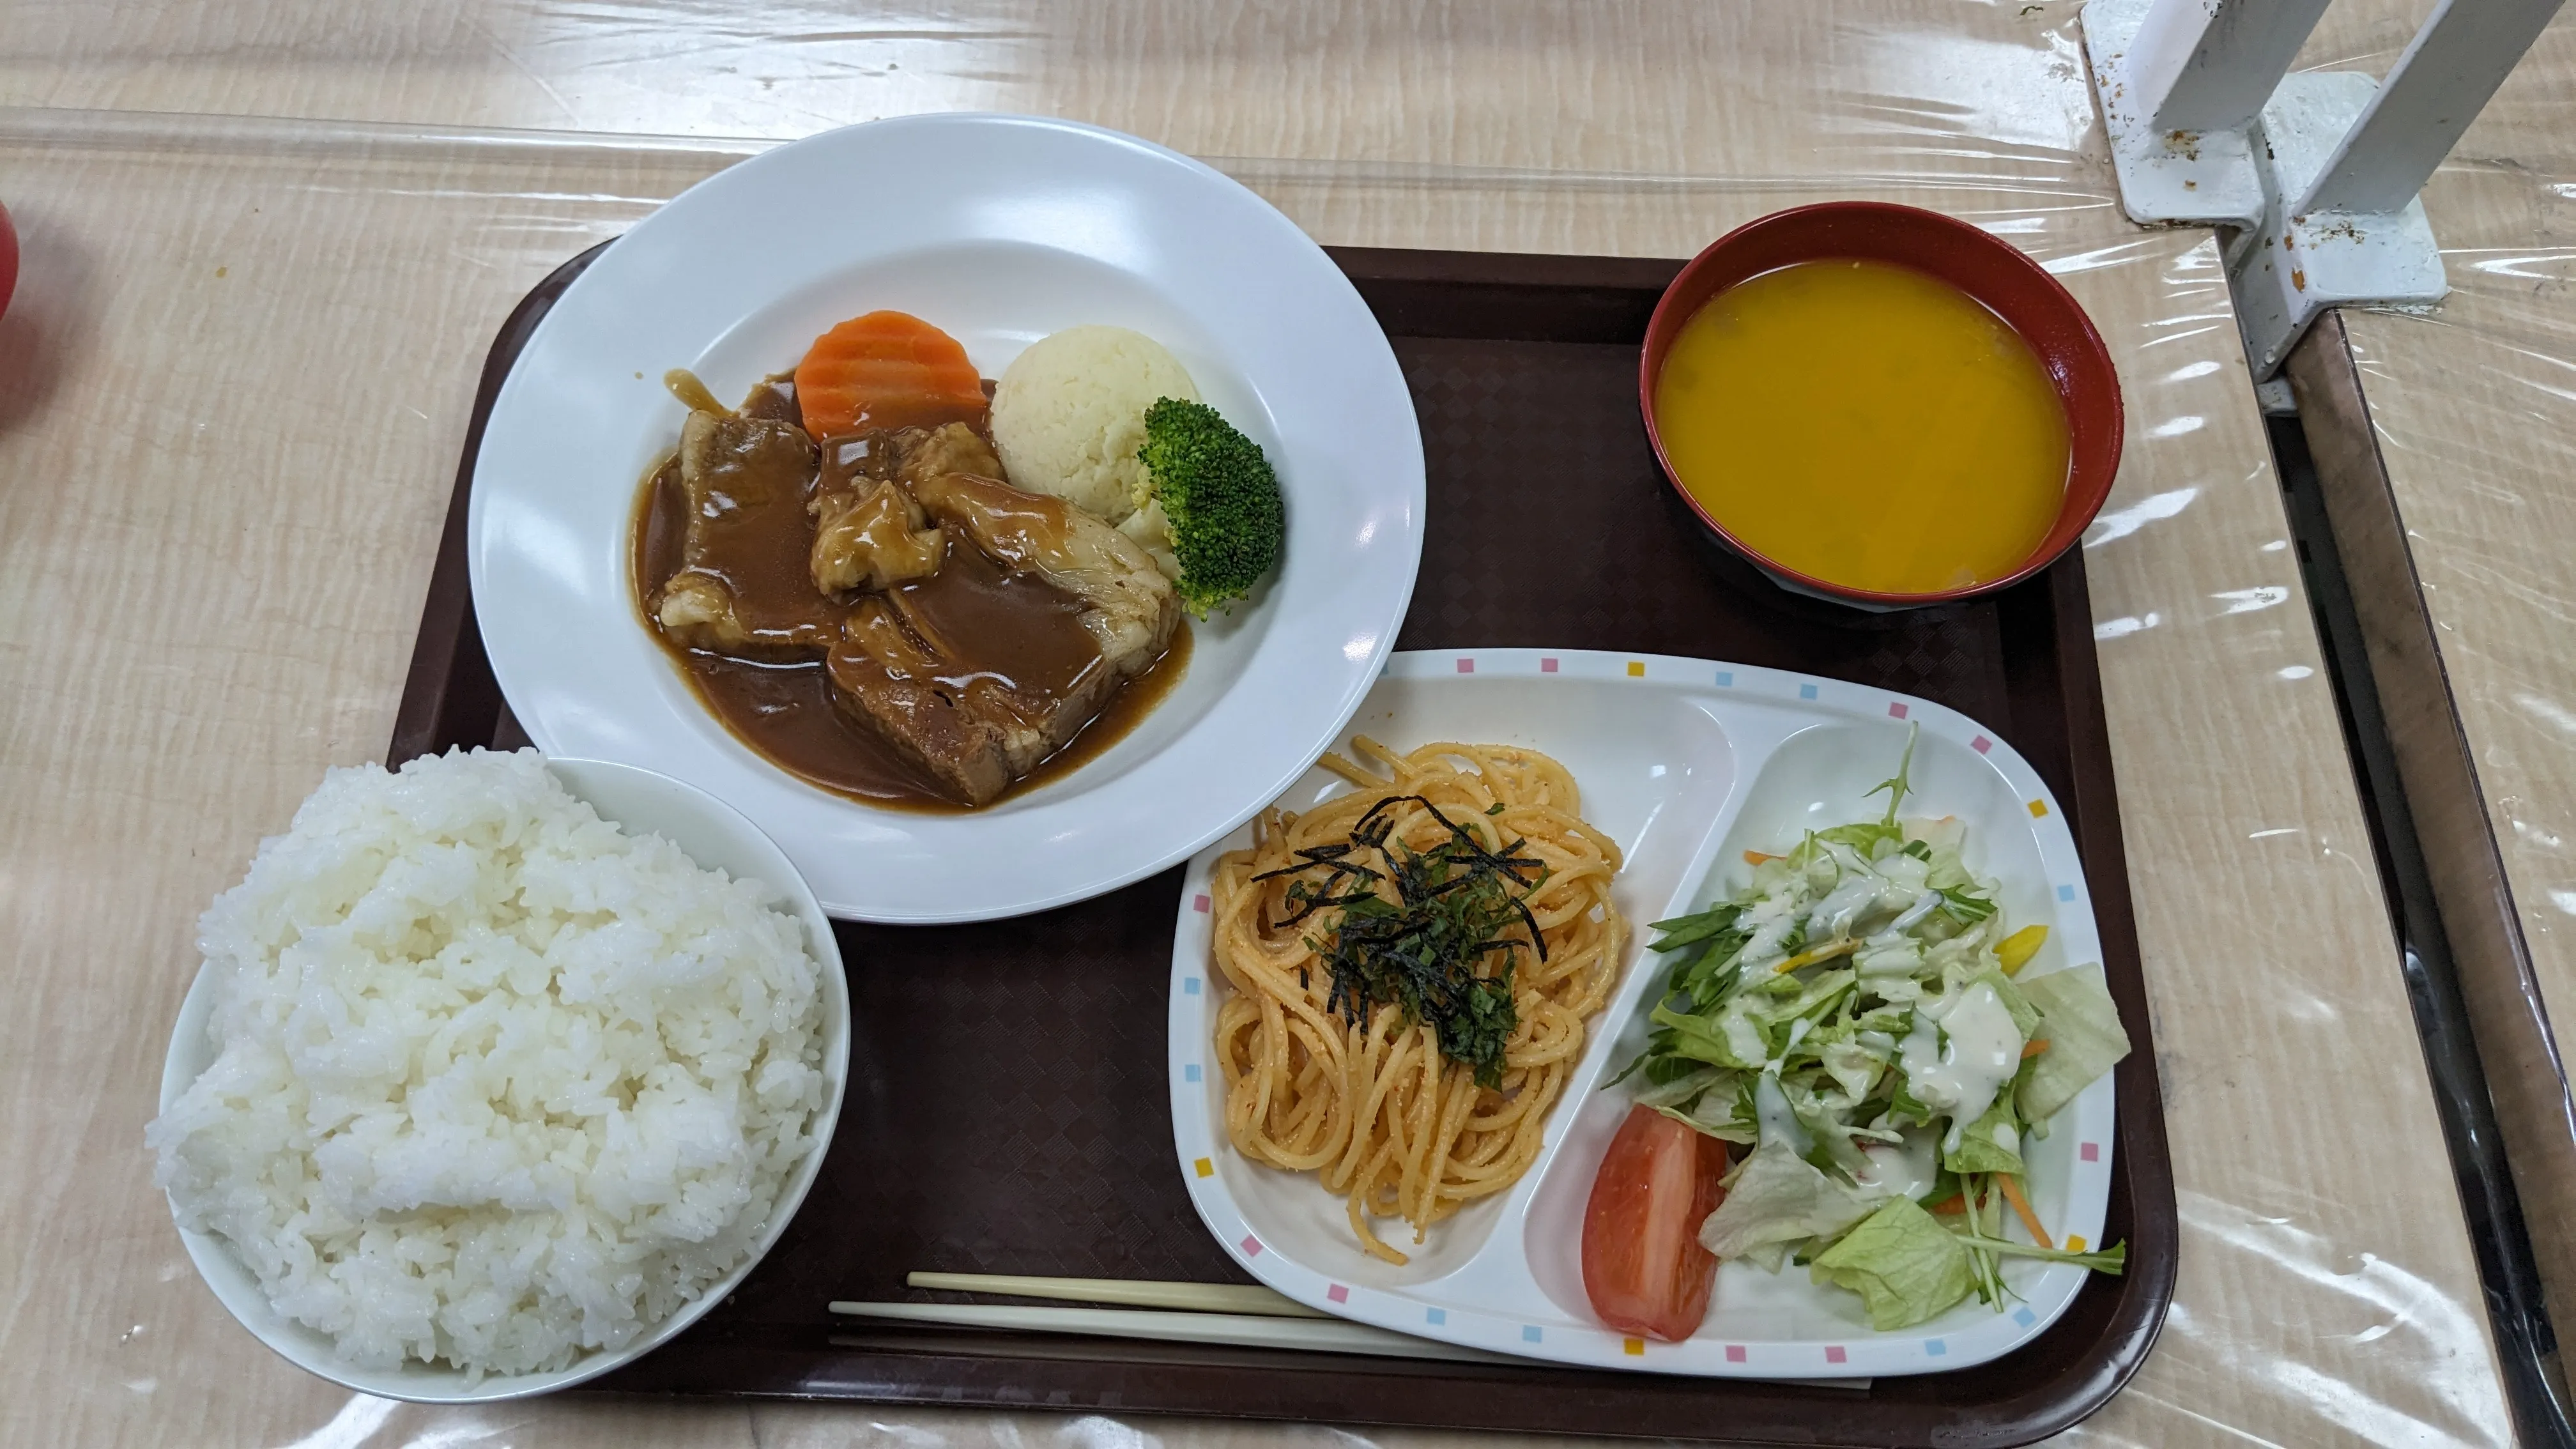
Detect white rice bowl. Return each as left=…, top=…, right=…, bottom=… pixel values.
left=147, top=749, right=829, bottom=1381
left=989, top=323, right=1199, bottom=523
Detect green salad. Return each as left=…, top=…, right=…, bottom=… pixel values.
left=1612, top=731, right=2133, bottom=1330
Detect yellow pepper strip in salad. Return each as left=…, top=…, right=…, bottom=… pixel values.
left=1995, top=923, right=2048, bottom=974
left=1772, top=937, right=1859, bottom=974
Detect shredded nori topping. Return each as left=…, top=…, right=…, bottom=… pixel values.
left=1263, top=795, right=1547, bottom=1088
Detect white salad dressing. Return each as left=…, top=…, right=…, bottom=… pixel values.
left=1851, top=1126, right=1942, bottom=1201
left=1781, top=1016, right=1816, bottom=1055
left=1811, top=871, right=1882, bottom=936
left=1875, top=889, right=1940, bottom=937
left=1755, top=1008, right=1828, bottom=1158
left=1735, top=890, right=1801, bottom=965
left=1855, top=939, right=1925, bottom=977
left=1721, top=1006, right=1768, bottom=1066
left=1752, top=1073, right=1812, bottom=1156
left=1898, top=981, right=2025, bottom=1152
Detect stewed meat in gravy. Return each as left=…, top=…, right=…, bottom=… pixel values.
left=632, top=371, right=1186, bottom=809
left=651, top=410, right=833, bottom=656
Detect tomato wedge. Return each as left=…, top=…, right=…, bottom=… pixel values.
left=792, top=309, right=989, bottom=438
left=1581, top=1103, right=1728, bottom=1342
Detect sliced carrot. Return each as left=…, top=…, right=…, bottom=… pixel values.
left=1744, top=850, right=1777, bottom=866
left=2021, top=1038, right=2050, bottom=1059
left=1997, top=1173, right=2053, bottom=1250
left=1928, top=1194, right=1968, bottom=1216
left=793, top=310, right=988, bottom=438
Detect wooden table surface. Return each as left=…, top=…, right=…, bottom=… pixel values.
left=0, top=3, right=2520, bottom=1444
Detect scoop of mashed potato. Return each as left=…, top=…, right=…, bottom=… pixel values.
left=990, top=326, right=1197, bottom=525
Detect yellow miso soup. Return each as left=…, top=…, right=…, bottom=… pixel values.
left=1653, top=259, right=2071, bottom=595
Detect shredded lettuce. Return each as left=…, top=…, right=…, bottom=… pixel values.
left=1697, top=1142, right=1875, bottom=1272
left=2017, top=965, right=2133, bottom=1123
left=1809, top=1197, right=1979, bottom=1330
left=1942, top=1096, right=2026, bottom=1177
left=1972, top=966, right=2042, bottom=1040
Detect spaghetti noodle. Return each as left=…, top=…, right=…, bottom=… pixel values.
left=1208, top=738, right=1628, bottom=1263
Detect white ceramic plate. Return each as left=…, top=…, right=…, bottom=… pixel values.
left=158, top=758, right=851, bottom=1402
left=1167, top=650, right=2118, bottom=1378
left=469, top=113, right=1424, bottom=922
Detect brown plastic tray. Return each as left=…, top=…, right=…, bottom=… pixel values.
left=395, top=241, right=2175, bottom=1446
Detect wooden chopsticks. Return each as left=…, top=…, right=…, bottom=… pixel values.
left=898, top=1270, right=1329, bottom=1317
left=835, top=1271, right=1876, bottom=1385
left=826, top=1271, right=1505, bottom=1364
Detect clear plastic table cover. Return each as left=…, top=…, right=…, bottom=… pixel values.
left=2307, top=0, right=2576, bottom=1383
left=0, top=3, right=2517, bottom=1444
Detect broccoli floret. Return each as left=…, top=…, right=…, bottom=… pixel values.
left=1135, top=397, right=1286, bottom=617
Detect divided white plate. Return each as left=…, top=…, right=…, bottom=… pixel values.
left=1166, top=649, right=2117, bottom=1379
left=469, top=113, right=1423, bottom=922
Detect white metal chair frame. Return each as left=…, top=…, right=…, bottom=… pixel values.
left=2080, top=0, right=2562, bottom=387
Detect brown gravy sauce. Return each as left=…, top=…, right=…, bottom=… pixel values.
left=630, top=390, right=1188, bottom=812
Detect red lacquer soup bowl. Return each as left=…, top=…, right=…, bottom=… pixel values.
left=1639, top=201, right=2124, bottom=611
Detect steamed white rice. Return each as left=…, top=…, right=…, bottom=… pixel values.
left=146, top=748, right=826, bottom=1378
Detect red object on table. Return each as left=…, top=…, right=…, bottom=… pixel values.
left=0, top=201, right=16, bottom=321
left=1581, top=1103, right=1730, bottom=1342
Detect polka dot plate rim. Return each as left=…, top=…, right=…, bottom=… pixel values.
left=1167, top=648, right=2117, bottom=1379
